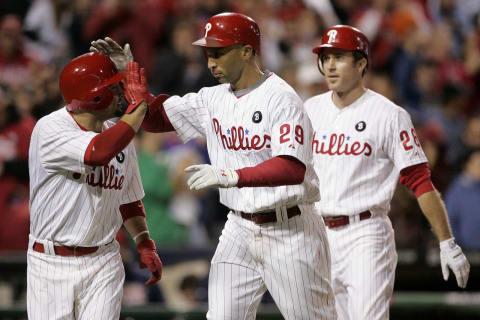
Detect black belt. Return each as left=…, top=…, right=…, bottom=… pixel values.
left=236, top=206, right=301, bottom=224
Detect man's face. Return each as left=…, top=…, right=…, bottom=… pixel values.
left=320, top=47, right=365, bottom=94
left=205, top=44, right=245, bottom=84
left=95, top=82, right=126, bottom=120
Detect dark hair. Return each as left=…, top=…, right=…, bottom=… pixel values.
left=317, top=50, right=368, bottom=76
left=353, top=51, right=368, bottom=76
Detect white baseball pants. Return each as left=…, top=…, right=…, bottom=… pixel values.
left=207, top=204, right=337, bottom=320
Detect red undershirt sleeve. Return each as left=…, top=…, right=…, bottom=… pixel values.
left=84, top=120, right=135, bottom=167
left=236, top=155, right=306, bottom=188
left=399, top=162, right=435, bottom=197
left=119, top=200, right=146, bottom=222
left=141, top=93, right=175, bottom=133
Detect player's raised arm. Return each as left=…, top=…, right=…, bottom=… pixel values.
left=90, top=36, right=176, bottom=133
left=90, top=37, right=133, bottom=71
left=28, top=51, right=155, bottom=319
left=93, top=14, right=336, bottom=319
left=78, top=60, right=148, bottom=167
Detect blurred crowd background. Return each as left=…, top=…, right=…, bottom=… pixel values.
left=0, top=0, right=480, bottom=313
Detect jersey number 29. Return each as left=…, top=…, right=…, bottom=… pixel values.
left=280, top=124, right=304, bottom=144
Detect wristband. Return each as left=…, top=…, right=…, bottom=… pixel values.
left=133, top=230, right=149, bottom=242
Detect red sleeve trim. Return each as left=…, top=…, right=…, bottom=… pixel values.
left=399, top=162, right=435, bottom=197
left=84, top=120, right=135, bottom=166
left=141, top=94, right=175, bottom=133
left=120, top=200, right=146, bottom=221
left=236, top=155, right=306, bottom=188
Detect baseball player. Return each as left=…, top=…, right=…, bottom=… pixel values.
left=304, top=25, right=471, bottom=319
left=91, top=12, right=337, bottom=320
left=27, top=52, right=163, bottom=320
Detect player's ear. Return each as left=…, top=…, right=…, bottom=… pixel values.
left=357, top=57, right=367, bottom=76
left=242, top=45, right=254, bottom=60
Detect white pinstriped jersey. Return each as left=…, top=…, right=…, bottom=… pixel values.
left=164, top=72, right=320, bottom=213
left=28, top=107, right=145, bottom=246
left=305, top=89, right=427, bottom=217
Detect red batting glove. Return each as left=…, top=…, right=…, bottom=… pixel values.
left=124, top=61, right=147, bottom=114
left=136, top=239, right=163, bottom=286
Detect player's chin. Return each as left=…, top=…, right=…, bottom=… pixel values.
left=214, top=76, right=226, bottom=83
left=326, top=79, right=341, bottom=90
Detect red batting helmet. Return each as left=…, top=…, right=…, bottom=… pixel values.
left=192, top=12, right=261, bottom=54
left=60, top=52, right=125, bottom=112
left=313, top=25, right=370, bottom=63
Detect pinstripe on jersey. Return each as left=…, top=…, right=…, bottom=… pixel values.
left=304, top=89, right=426, bottom=320
left=28, top=107, right=145, bottom=246
left=164, top=72, right=336, bottom=319
left=304, top=89, right=427, bottom=217
left=164, top=72, right=320, bottom=213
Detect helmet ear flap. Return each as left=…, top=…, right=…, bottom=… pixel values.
left=92, top=87, right=114, bottom=110
left=61, top=52, right=123, bottom=113
left=69, top=87, right=115, bottom=112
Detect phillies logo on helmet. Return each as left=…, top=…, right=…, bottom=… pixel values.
left=327, top=29, right=338, bottom=43
left=204, top=23, right=212, bottom=38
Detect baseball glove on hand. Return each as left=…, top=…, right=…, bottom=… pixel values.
left=185, top=164, right=239, bottom=190
left=136, top=239, right=163, bottom=286
left=440, top=238, right=470, bottom=288
left=90, top=37, right=133, bottom=71
left=124, top=61, right=147, bottom=114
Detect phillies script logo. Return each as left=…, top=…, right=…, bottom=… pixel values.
left=312, top=132, right=372, bottom=156
left=86, top=165, right=125, bottom=190
left=213, top=118, right=271, bottom=151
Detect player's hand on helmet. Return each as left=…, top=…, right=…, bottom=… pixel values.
left=90, top=37, right=133, bottom=71
left=440, top=237, right=470, bottom=288
left=124, top=61, right=147, bottom=114
left=185, top=164, right=238, bottom=190
left=136, top=239, right=163, bottom=286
